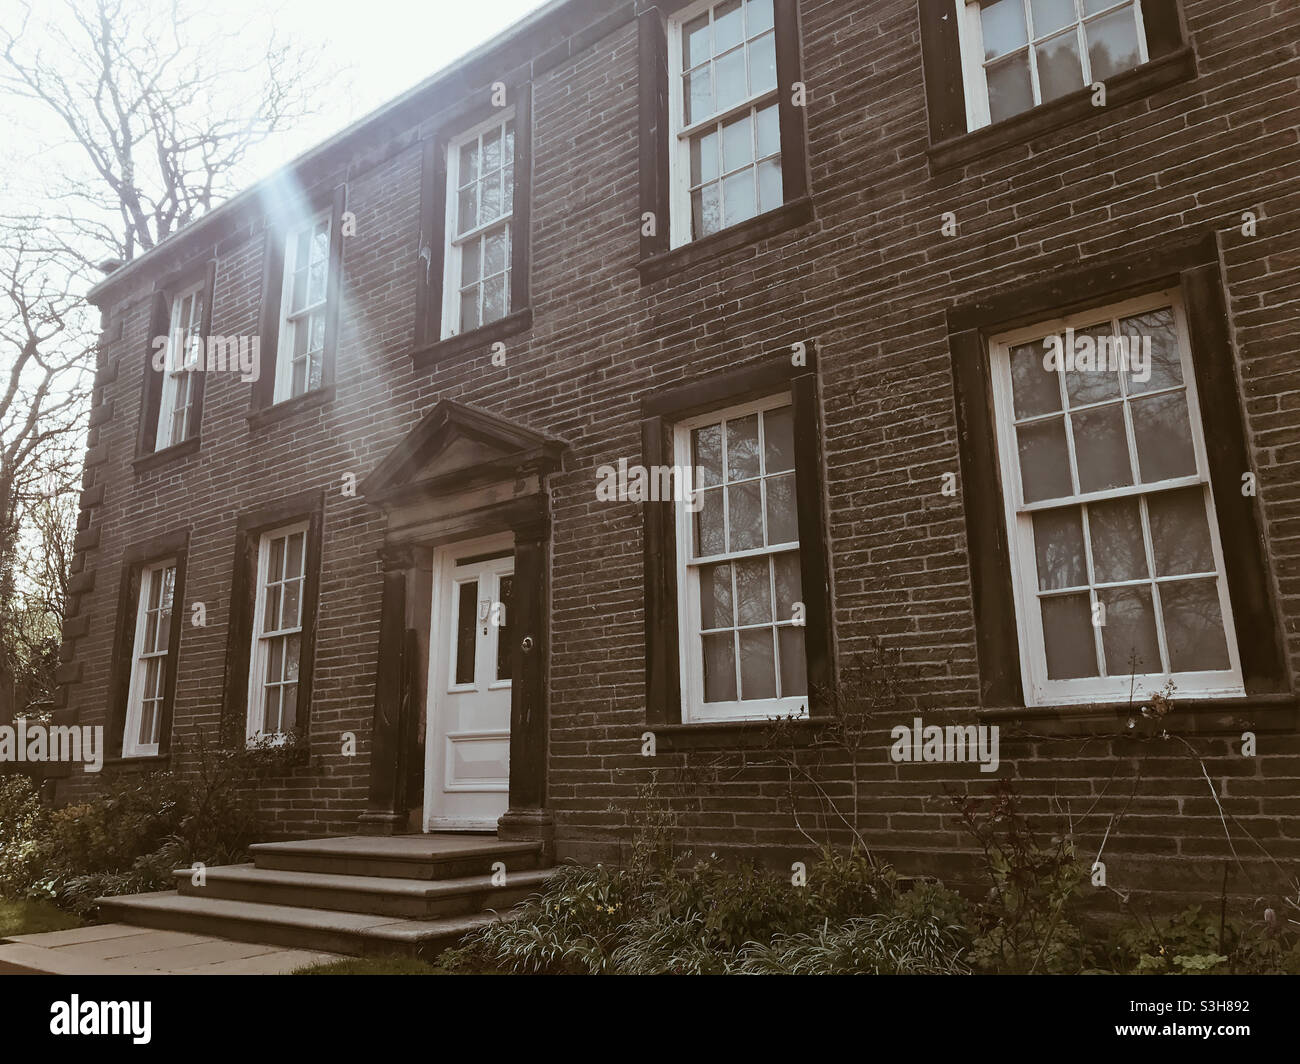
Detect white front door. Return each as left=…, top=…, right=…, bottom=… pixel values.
left=424, top=535, right=514, bottom=830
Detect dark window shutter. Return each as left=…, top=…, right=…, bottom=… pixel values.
left=107, top=564, right=144, bottom=758
left=414, top=139, right=442, bottom=348
left=919, top=0, right=970, bottom=143
left=1140, top=0, right=1186, bottom=61
left=510, top=84, right=533, bottom=314
left=949, top=327, right=1024, bottom=708
left=791, top=372, right=833, bottom=702
left=774, top=0, right=809, bottom=203
left=641, top=414, right=680, bottom=725
left=637, top=8, right=669, bottom=260
left=1181, top=263, right=1285, bottom=694
left=253, top=229, right=285, bottom=410
left=136, top=291, right=169, bottom=455
left=320, top=184, right=347, bottom=390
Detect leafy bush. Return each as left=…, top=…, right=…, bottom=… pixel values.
left=463, top=848, right=953, bottom=975
left=1103, top=904, right=1300, bottom=975
left=0, top=730, right=266, bottom=914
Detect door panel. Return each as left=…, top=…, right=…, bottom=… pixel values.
left=425, top=539, right=513, bottom=829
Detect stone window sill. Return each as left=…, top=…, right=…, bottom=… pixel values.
left=637, top=196, right=815, bottom=285
left=133, top=437, right=200, bottom=476
left=979, top=693, right=1296, bottom=737
left=648, top=715, right=828, bottom=751
left=412, top=307, right=533, bottom=371
left=246, top=386, right=335, bottom=432
left=928, top=47, right=1197, bottom=173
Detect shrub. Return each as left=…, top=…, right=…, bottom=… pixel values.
left=0, top=775, right=50, bottom=895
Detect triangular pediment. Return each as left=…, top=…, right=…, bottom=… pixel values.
left=362, top=399, right=566, bottom=503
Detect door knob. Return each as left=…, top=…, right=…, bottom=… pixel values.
left=520, top=636, right=534, bottom=653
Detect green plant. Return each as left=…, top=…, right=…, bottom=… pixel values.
left=948, top=779, right=1086, bottom=974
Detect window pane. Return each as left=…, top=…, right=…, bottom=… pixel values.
left=1162, top=579, right=1231, bottom=672
left=721, top=112, right=753, bottom=172
left=459, top=140, right=479, bottom=185
left=763, top=406, right=795, bottom=472
left=700, top=562, right=734, bottom=629
left=748, top=30, right=777, bottom=94
left=683, top=12, right=711, bottom=67
left=695, top=487, right=726, bottom=556
left=1041, top=593, right=1098, bottom=678
left=484, top=228, right=508, bottom=277
left=1072, top=403, right=1133, bottom=493
left=461, top=239, right=481, bottom=285
left=1131, top=391, right=1197, bottom=482
left=685, top=67, right=713, bottom=124
left=482, top=275, right=507, bottom=325
left=738, top=628, right=776, bottom=699
left=1036, top=31, right=1084, bottom=103
left=1148, top=487, right=1215, bottom=576
left=692, top=182, right=722, bottom=237
left=980, top=0, right=1029, bottom=60
left=693, top=424, right=724, bottom=487
left=503, top=162, right=515, bottom=213
left=291, top=355, right=306, bottom=397
left=727, top=414, right=761, bottom=480
left=987, top=52, right=1035, bottom=122
left=758, top=157, right=783, bottom=212
left=734, top=557, right=772, bottom=625
left=266, top=637, right=284, bottom=687
left=747, top=0, right=774, bottom=34
left=285, top=634, right=301, bottom=683
left=715, top=0, right=744, bottom=51
left=1017, top=418, right=1072, bottom=502
left=1087, top=5, right=1142, bottom=82
left=1011, top=340, right=1061, bottom=418
left=1121, top=308, right=1182, bottom=394
left=1064, top=323, right=1123, bottom=406
left=482, top=126, right=501, bottom=174
left=283, top=578, right=302, bottom=630
left=765, top=473, right=798, bottom=545
left=703, top=631, right=737, bottom=702
left=690, top=129, right=720, bottom=185
left=455, top=580, right=477, bottom=685
left=756, top=103, right=780, bottom=157
left=1098, top=585, right=1161, bottom=676
left=722, top=169, right=756, bottom=227
left=716, top=47, right=747, bottom=111
left=1087, top=496, right=1147, bottom=583
left=481, top=171, right=502, bottom=223
left=459, top=287, right=480, bottom=333
left=1030, top=0, right=1075, bottom=36
left=778, top=626, right=806, bottom=697
left=496, top=574, right=514, bottom=682
left=264, top=582, right=282, bottom=633
left=727, top=481, right=763, bottom=551
left=457, top=186, right=477, bottom=234
left=280, top=684, right=298, bottom=733
left=773, top=552, right=802, bottom=620
left=1032, top=507, right=1086, bottom=590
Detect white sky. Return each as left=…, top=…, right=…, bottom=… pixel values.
left=238, top=0, right=554, bottom=177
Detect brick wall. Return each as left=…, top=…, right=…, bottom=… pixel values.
left=61, top=0, right=1300, bottom=907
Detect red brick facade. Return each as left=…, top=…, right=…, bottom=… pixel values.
left=61, top=0, right=1300, bottom=907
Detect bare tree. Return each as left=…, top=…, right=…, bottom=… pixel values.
left=1, top=0, right=327, bottom=262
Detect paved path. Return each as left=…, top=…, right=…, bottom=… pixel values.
left=0, top=923, right=346, bottom=974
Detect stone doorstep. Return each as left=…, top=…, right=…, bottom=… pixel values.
left=98, top=891, right=499, bottom=959
left=173, top=862, right=554, bottom=918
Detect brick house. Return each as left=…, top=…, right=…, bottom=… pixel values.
left=58, top=0, right=1300, bottom=914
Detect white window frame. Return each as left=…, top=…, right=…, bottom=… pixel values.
left=155, top=282, right=204, bottom=451
left=441, top=108, right=516, bottom=339
left=122, top=559, right=177, bottom=758
left=667, top=0, right=783, bottom=249
left=673, top=392, right=808, bottom=723
left=955, top=0, right=1150, bottom=131
left=990, top=288, right=1244, bottom=707
left=274, top=211, right=331, bottom=403
left=246, top=521, right=309, bottom=743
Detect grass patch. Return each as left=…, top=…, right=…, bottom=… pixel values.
left=0, top=897, right=84, bottom=939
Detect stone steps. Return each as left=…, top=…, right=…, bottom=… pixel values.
left=96, top=834, right=552, bottom=959
left=173, top=863, right=553, bottom=919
